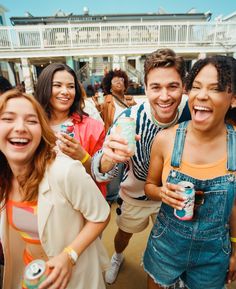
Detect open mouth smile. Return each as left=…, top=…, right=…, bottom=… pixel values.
left=193, top=105, right=212, bottom=122
left=9, top=138, right=30, bottom=146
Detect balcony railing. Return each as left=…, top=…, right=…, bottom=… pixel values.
left=0, top=22, right=235, bottom=51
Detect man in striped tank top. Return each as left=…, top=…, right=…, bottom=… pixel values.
left=92, top=48, right=191, bottom=285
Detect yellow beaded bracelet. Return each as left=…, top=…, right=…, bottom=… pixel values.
left=80, top=152, right=90, bottom=164
left=63, top=246, right=78, bottom=265
left=230, top=237, right=236, bottom=243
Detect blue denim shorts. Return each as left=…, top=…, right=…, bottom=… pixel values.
left=143, top=215, right=230, bottom=289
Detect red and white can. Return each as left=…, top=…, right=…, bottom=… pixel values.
left=60, top=121, right=75, bottom=138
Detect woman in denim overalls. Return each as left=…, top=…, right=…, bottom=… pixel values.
left=143, top=56, right=236, bottom=289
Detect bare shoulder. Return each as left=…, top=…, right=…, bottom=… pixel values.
left=154, top=125, right=176, bottom=143
left=152, top=125, right=177, bottom=156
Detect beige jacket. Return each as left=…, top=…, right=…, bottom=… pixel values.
left=1, top=154, right=110, bottom=289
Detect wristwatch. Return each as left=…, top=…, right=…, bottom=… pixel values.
left=63, top=247, right=78, bottom=265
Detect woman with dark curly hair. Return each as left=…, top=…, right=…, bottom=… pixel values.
left=94, top=69, right=136, bottom=133
left=143, top=55, right=236, bottom=289
left=226, top=56, right=236, bottom=125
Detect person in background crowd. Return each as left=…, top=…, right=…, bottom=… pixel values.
left=144, top=55, right=236, bottom=289
left=0, top=76, right=12, bottom=95
left=35, top=63, right=107, bottom=197
left=92, top=48, right=191, bottom=284
left=93, top=69, right=137, bottom=205
left=79, top=81, right=104, bottom=123
left=86, top=84, right=95, bottom=97
left=0, top=89, right=110, bottom=289
left=16, top=81, right=26, bottom=93
left=93, top=69, right=137, bottom=133
left=94, top=80, right=101, bottom=92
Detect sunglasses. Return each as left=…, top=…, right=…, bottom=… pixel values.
left=116, top=197, right=123, bottom=216
left=111, top=78, right=125, bottom=84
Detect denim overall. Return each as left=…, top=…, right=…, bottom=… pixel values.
left=143, top=121, right=236, bottom=289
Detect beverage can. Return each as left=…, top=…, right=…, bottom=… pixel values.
left=60, top=121, right=75, bottom=137
left=174, top=181, right=195, bottom=220
left=114, top=117, right=136, bottom=153
left=97, top=91, right=104, bottom=104
left=23, top=259, right=50, bottom=289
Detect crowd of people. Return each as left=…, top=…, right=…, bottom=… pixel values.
left=0, top=49, right=235, bottom=289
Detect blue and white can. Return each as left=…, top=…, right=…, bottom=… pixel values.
left=113, top=117, right=136, bottom=154
left=174, top=181, right=195, bottom=220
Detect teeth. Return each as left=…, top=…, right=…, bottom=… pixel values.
left=58, top=97, right=69, bottom=101
left=158, top=103, right=171, bottom=108
left=194, top=105, right=210, bottom=111
left=10, top=138, right=29, bottom=143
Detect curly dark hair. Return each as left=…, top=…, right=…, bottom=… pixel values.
left=185, top=55, right=236, bottom=124
left=35, top=63, right=86, bottom=120
left=102, top=69, right=129, bottom=95
left=185, top=55, right=234, bottom=92
left=144, top=48, right=186, bottom=85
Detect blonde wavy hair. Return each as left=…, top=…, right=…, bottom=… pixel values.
left=0, top=89, right=56, bottom=207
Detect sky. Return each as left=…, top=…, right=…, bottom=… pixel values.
left=1, top=0, right=236, bottom=25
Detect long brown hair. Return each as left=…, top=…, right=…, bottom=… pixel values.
left=0, top=89, right=56, bottom=207
left=35, top=63, right=87, bottom=121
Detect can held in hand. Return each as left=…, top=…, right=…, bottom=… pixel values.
left=114, top=117, right=136, bottom=154
left=23, top=259, right=50, bottom=289
left=174, top=181, right=195, bottom=220
left=60, top=121, right=75, bottom=138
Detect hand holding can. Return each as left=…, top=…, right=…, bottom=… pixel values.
left=60, top=121, right=75, bottom=138
left=23, top=259, right=51, bottom=289
left=174, top=181, right=195, bottom=221
left=113, top=117, right=136, bottom=154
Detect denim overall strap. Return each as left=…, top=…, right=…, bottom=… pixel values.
left=226, top=123, right=236, bottom=171
left=170, top=121, right=189, bottom=168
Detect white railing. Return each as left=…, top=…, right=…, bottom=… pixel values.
left=0, top=22, right=235, bottom=51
